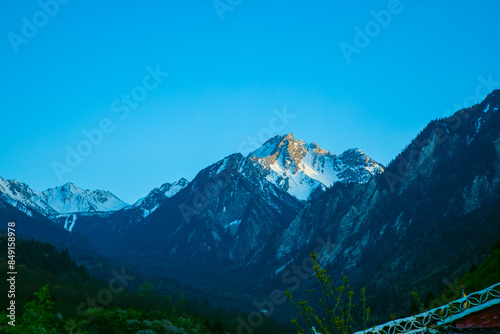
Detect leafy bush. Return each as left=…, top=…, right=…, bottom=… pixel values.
left=0, top=285, right=62, bottom=333
left=286, top=252, right=370, bottom=334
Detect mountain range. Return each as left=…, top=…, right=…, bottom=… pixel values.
left=0, top=177, right=128, bottom=216
left=0, top=134, right=383, bottom=232
left=1, top=89, right=500, bottom=322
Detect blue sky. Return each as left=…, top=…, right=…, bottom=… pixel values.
left=1, top=0, right=500, bottom=203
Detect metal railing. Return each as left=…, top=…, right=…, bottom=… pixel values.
left=354, top=282, right=500, bottom=334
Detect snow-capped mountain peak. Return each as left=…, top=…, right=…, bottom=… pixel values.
left=247, top=133, right=384, bottom=201
left=0, top=176, right=129, bottom=216
left=162, top=178, right=189, bottom=198
left=0, top=176, right=55, bottom=216
left=132, top=178, right=189, bottom=218
left=42, top=183, right=129, bottom=214
left=336, top=148, right=384, bottom=183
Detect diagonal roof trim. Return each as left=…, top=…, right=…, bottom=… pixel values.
left=354, top=282, right=500, bottom=334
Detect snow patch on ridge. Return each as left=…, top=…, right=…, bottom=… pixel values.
left=64, top=214, right=77, bottom=232
left=223, top=220, right=241, bottom=236
left=132, top=178, right=189, bottom=219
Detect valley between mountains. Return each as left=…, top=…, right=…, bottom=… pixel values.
left=1, top=90, right=500, bottom=323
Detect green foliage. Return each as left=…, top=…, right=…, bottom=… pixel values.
left=20, top=285, right=57, bottom=333
left=423, top=292, right=435, bottom=309
left=80, top=308, right=213, bottom=334
left=0, top=235, right=292, bottom=333
left=361, top=288, right=370, bottom=331
left=422, top=239, right=500, bottom=312
left=0, top=285, right=62, bottom=333
left=286, top=252, right=370, bottom=334
left=462, top=244, right=500, bottom=292
left=0, top=281, right=221, bottom=334
left=139, top=281, right=156, bottom=297
left=411, top=290, right=425, bottom=313
left=358, top=197, right=500, bottom=322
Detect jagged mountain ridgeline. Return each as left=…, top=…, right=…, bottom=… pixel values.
left=248, top=133, right=384, bottom=201
left=1, top=90, right=500, bottom=321
left=0, top=178, right=128, bottom=216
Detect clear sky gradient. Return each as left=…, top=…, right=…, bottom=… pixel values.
left=1, top=1, right=500, bottom=203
